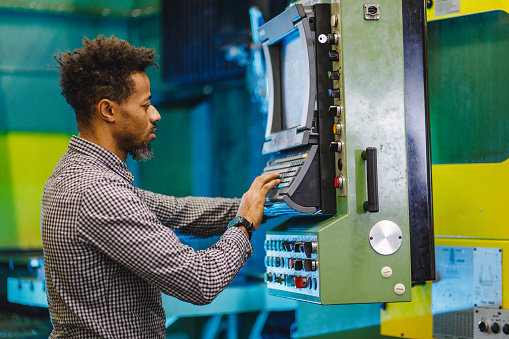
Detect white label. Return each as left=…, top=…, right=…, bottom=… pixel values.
left=434, top=0, right=461, bottom=17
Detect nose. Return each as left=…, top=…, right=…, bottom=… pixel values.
left=149, top=105, right=161, bottom=123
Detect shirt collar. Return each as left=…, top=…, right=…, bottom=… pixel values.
left=68, top=136, right=134, bottom=183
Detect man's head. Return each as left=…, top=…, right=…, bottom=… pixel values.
left=55, top=35, right=160, bottom=161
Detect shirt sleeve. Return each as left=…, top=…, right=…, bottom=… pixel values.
left=136, top=188, right=241, bottom=239
left=77, top=178, right=252, bottom=305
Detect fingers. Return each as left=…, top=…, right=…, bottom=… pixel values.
left=250, top=172, right=280, bottom=191
left=260, top=176, right=281, bottom=195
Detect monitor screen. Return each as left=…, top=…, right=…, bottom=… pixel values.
left=280, top=30, right=307, bottom=130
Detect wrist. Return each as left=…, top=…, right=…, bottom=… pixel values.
left=228, top=216, right=254, bottom=240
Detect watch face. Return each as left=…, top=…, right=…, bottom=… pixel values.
left=228, top=217, right=242, bottom=228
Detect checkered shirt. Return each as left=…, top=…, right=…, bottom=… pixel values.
left=41, top=136, right=251, bottom=338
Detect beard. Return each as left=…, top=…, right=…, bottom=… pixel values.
left=121, top=123, right=156, bottom=162
left=128, top=141, right=154, bottom=162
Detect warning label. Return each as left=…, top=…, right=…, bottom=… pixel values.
left=434, top=0, right=461, bottom=17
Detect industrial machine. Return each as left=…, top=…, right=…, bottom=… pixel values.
left=260, top=0, right=434, bottom=306
left=380, top=2, right=509, bottom=338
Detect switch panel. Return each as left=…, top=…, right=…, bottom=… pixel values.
left=264, top=234, right=320, bottom=299
left=474, top=308, right=509, bottom=338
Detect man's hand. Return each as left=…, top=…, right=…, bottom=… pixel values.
left=237, top=173, right=280, bottom=231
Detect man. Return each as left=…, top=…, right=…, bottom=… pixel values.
left=41, top=35, right=280, bottom=338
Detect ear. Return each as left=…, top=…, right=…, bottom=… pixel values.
left=97, top=99, right=117, bottom=123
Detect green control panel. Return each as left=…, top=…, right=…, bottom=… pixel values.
left=260, top=0, right=412, bottom=305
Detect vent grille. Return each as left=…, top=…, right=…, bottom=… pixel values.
left=162, top=0, right=248, bottom=85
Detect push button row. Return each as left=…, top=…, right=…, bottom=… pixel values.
left=264, top=240, right=318, bottom=258
left=264, top=256, right=318, bottom=271
left=265, top=272, right=318, bottom=290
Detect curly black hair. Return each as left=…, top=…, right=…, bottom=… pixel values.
left=54, top=35, right=158, bottom=131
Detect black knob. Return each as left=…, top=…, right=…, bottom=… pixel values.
left=503, top=323, right=509, bottom=334
left=327, top=33, right=340, bottom=45
left=328, top=105, right=342, bottom=117
left=328, top=70, right=340, bottom=80
left=478, top=321, right=489, bottom=333
left=328, top=50, right=339, bottom=62
left=303, top=241, right=318, bottom=258
left=329, top=142, right=343, bottom=153
left=294, top=260, right=304, bottom=271
left=304, top=259, right=318, bottom=271
left=491, top=322, right=500, bottom=334
left=328, top=89, right=341, bottom=98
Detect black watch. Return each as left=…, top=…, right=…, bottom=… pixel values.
left=228, top=217, right=254, bottom=240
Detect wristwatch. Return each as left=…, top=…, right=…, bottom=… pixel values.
left=228, top=216, right=254, bottom=240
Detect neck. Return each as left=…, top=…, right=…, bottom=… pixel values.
left=79, top=127, right=127, bottom=162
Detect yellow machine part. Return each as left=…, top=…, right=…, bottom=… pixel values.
left=380, top=2, right=509, bottom=336
left=381, top=238, right=509, bottom=338
left=427, top=0, right=509, bottom=21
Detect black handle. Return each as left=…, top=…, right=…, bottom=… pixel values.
left=361, top=147, right=379, bottom=212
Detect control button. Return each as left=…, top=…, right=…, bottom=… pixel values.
left=329, top=142, right=343, bottom=153
left=381, top=266, right=393, bottom=278
left=333, top=123, right=342, bottom=135
left=491, top=322, right=500, bottom=334
left=264, top=256, right=270, bottom=267
left=295, top=276, right=308, bottom=289
left=283, top=241, right=292, bottom=251
left=337, top=159, right=343, bottom=171
left=294, top=260, right=304, bottom=271
left=327, top=33, right=340, bottom=45
left=334, top=176, right=345, bottom=188
left=275, top=257, right=281, bottom=267
left=478, top=321, right=489, bottom=333
left=286, top=275, right=295, bottom=287
left=274, top=274, right=284, bottom=284
left=303, top=241, right=318, bottom=258
left=264, top=240, right=269, bottom=251
left=304, top=259, right=318, bottom=271
left=313, top=278, right=318, bottom=290
left=288, top=258, right=294, bottom=269
left=291, top=242, right=302, bottom=253
left=328, top=105, right=342, bottom=117
left=328, top=51, right=339, bottom=62
left=330, top=15, right=339, bottom=27
left=328, top=70, right=340, bottom=80
left=264, top=272, right=273, bottom=283
left=307, top=277, right=313, bottom=289
left=394, top=283, right=406, bottom=295
left=502, top=323, right=509, bottom=334
left=328, top=88, right=341, bottom=99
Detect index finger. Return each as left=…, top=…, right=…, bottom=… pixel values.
left=250, top=172, right=281, bottom=191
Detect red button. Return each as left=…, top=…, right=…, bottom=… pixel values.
left=295, top=276, right=304, bottom=289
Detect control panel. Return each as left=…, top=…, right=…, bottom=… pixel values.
left=264, top=234, right=320, bottom=300
left=260, top=0, right=413, bottom=305
left=475, top=308, right=509, bottom=338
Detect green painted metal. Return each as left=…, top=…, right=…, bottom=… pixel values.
left=267, top=0, right=411, bottom=306
left=428, top=10, right=509, bottom=164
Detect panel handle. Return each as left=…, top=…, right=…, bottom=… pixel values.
left=362, top=147, right=379, bottom=212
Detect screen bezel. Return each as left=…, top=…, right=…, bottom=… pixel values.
left=261, top=14, right=316, bottom=151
